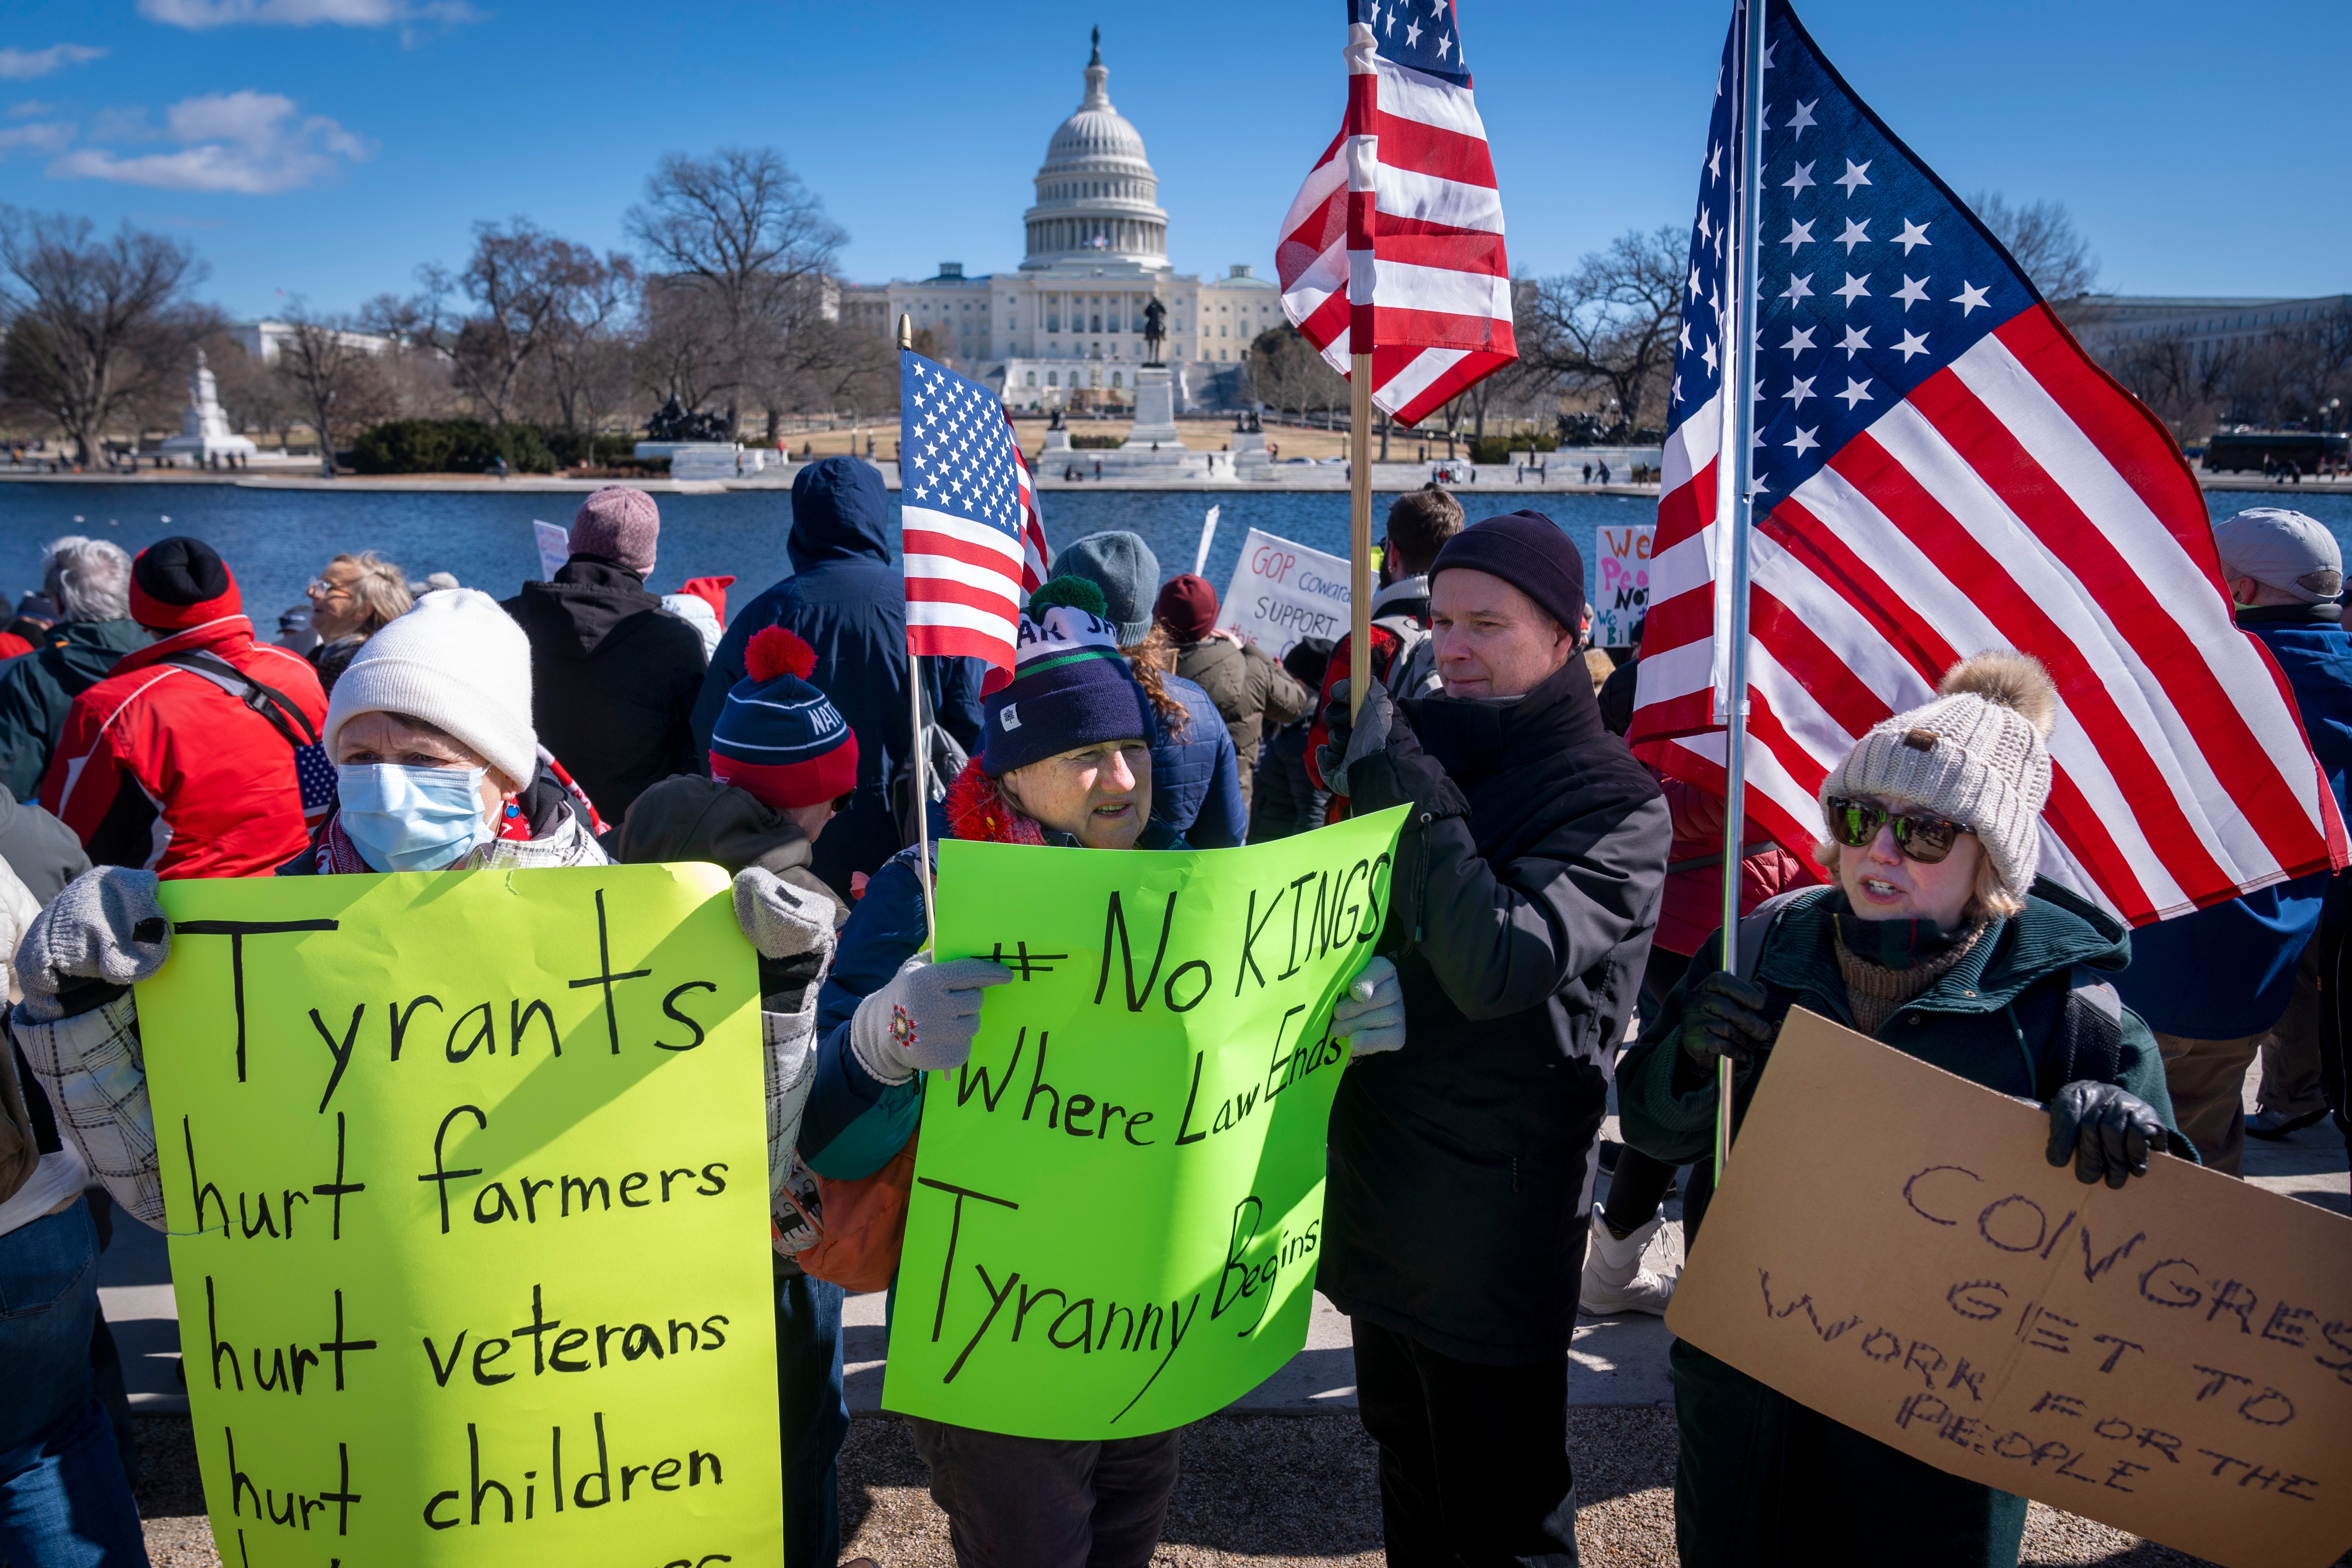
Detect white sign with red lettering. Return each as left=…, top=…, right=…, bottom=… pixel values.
left=1217, top=528, right=1351, bottom=660
left=1594, top=522, right=1654, bottom=647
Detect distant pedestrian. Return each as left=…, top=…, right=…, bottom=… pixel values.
left=42, top=537, right=327, bottom=879
left=500, top=486, right=709, bottom=823
left=1584, top=462, right=1594, bottom=483
left=689, top=458, right=983, bottom=902
left=303, top=549, right=413, bottom=694
left=0, top=541, right=146, bottom=804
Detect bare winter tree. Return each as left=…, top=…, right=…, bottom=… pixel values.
left=536, top=250, right=639, bottom=449
left=1246, top=324, right=1347, bottom=423
left=1525, top=225, right=1684, bottom=439
left=0, top=208, right=217, bottom=464
left=1969, top=192, right=2099, bottom=306
left=446, top=221, right=608, bottom=428
left=2106, top=330, right=2239, bottom=445
left=272, top=301, right=394, bottom=477
left=627, top=148, right=846, bottom=434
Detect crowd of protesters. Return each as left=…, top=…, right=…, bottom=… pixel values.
left=0, top=458, right=2346, bottom=1568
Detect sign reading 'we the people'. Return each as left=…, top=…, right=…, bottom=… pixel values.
left=137, top=865, right=783, bottom=1568
left=887, top=808, right=1405, bottom=1439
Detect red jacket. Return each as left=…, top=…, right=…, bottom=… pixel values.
left=1652, top=775, right=1820, bottom=958
left=41, top=617, right=328, bottom=880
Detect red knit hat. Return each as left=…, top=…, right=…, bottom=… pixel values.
left=708, top=626, right=860, bottom=810
left=129, top=537, right=241, bottom=631
left=1153, top=573, right=1220, bottom=643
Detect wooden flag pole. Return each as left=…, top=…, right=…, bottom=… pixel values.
left=1350, top=355, right=1374, bottom=722
left=899, top=312, right=938, bottom=954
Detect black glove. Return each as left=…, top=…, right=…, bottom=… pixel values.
left=1677, top=969, right=1775, bottom=1073
left=1315, top=678, right=1393, bottom=799
left=2046, top=1081, right=2164, bottom=1189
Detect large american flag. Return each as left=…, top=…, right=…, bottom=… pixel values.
left=1632, top=0, right=2346, bottom=926
left=1276, top=0, right=1516, bottom=426
left=899, top=350, right=1050, bottom=683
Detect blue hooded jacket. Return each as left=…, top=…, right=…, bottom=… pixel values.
left=2116, top=605, right=2352, bottom=1038
left=1150, top=674, right=1246, bottom=849
left=689, top=458, right=984, bottom=895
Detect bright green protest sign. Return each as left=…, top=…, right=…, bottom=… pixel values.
left=884, top=808, right=1405, bottom=1439
left=136, top=865, right=783, bottom=1568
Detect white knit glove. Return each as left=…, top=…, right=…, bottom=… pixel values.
left=732, top=867, right=837, bottom=961
left=16, top=867, right=170, bottom=1015
left=1332, top=956, right=1407, bottom=1055
left=848, top=954, right=1013, bottom=1085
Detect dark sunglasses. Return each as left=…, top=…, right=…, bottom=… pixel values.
left=1824, top=796, right=1970, bottom=864
left=831, top=793, right=854, bottom=814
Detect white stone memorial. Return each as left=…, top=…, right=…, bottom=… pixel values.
left=156, top=350, right=258, bottom=467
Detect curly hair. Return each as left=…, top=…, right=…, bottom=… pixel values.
left=1122, top=626, right=1191, bottom=741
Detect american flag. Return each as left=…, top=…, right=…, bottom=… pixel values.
left=898, top=351, right=1050, bottom=683
left=1276, top=0, right=1516, bottom=426
left=1632, top=0, right=2346, bottom=926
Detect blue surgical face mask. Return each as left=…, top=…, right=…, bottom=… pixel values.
left=336, top=763, right=494, bottom=872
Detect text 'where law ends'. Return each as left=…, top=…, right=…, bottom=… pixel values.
left=131, top=864, right=787, bottom=1566
left=1669, top=1008, right=2352, bottom=1568
left=883, top=808, right=1404, bottom=1441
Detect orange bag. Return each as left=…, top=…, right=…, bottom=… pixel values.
left=795, top=1132, right=918, bottom=1294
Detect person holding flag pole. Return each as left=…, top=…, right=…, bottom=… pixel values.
left=1608, top=1, right=2338, bottom=1559
left=1283, top=8, right=1676, bottom=1561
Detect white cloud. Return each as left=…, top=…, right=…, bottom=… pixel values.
left=0, top=44, right=107, bottom=80
left=49, top=90, right=370, bottom=193
left=9, top=101, right=58, bottom=118
left=0, top=122, right=72, bottom=157
left=138, top=0, right=477, bottom=29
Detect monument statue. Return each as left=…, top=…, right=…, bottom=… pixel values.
left=646, top=395, right=729, bottom=444
left=1141, top=296, right=1167, bottom=366
left=1048, top=406, right=1067, bottom=431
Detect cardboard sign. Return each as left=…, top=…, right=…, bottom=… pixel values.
left=885, top=808, right=1407, bottom=1438
left=1593, top=522, right=1654, bottom=646
left=1667, top=1009, right=2352, bottom=1568
left=136, top=865, right=782, bottom=1568
left=1218, top=527, right=1351, bottom=660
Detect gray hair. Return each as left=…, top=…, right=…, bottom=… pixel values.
left=43, top=536, right=132, bottom=623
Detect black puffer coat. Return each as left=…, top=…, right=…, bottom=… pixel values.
left=1319, top=659, right=1670, bottom=1363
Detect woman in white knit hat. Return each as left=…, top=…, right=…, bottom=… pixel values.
left=14, top=590, right=838, bottom=1296
left=1617, top=651, right=2192, bottom=1568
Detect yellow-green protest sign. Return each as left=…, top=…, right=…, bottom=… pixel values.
left=136, top=865, right=782, bottom=1568
left=884, top=808, right=1405, bottom=1438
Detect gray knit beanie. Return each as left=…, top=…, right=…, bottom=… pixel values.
left=1055, top=531, right=1161, bottom=645
left=1817, top=650, right=2059, bottom=900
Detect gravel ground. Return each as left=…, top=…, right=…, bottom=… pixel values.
left=125, top=1409, right=2259, bottom=1567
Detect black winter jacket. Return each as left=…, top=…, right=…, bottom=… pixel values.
left=687, top=458, right=982, bottom=896
left=0, top=619, right=149, bottom=802
left=1248, top=719, right=1327, bottom=842
left=501, top=557, right=707, bottom=822
left=1319, top=659, right=1670, bottom=1363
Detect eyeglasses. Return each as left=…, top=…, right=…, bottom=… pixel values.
left=307, top=578, right=353, bottom=599
left=1824, top=796, right=1970, bottom=864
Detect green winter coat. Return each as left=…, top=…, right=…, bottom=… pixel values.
left=0, top=619, right=150, bottom=802
left=1169, top=636, right=1311, bottom=814
left=1618, top=880, right=2186, bottom=1568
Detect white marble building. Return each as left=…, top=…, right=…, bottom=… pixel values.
left=841, top=33, right=1279, bottom=412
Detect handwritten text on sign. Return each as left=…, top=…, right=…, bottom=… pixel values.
left=137, top=865, right=782, bottom=1568
left=1667, top=1009, right=2352, bottom=1568
left=887, top=808, right=1406, bottom=1439
left=1593, top=523, right=1653, bottom=647
left=1218, top=526, right=1352, bottom=660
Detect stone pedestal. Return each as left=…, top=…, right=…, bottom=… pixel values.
left=636, top=441, right=748, bottom=480
left=1120, top=366, right=1184, bottom=452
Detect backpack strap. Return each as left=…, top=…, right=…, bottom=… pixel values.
left=158, top=651, right=321, bottom=751
left=1734, top=886, right=1832, bottom=984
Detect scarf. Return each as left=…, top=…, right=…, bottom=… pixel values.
left=1833, top=911, right=1988, bottom=1036
left=944, top=757, right=1046, bottom=847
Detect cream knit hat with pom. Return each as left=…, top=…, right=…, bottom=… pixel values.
left=1818, top=650, right=2059, bottom=900
left=323, top=588, right=538, bottom=790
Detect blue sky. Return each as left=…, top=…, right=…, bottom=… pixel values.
left=0, top=0, right=2342, bottom=321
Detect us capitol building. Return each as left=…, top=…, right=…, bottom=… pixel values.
left=837, top=33, right=1279, bottom=412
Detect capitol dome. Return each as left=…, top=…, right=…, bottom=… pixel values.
left=1021, top=30, right=1168, bottom=271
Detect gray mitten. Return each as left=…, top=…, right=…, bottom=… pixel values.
left=16, top=867, right=169, bottom=1020
left=1331, top=956, right=1406, bottom=1054
left=1315, top=678, right=1396, bottom=799
left=848, top=954, right=1013, bottom=1085
left=733, top=867, right=837, bottom=960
